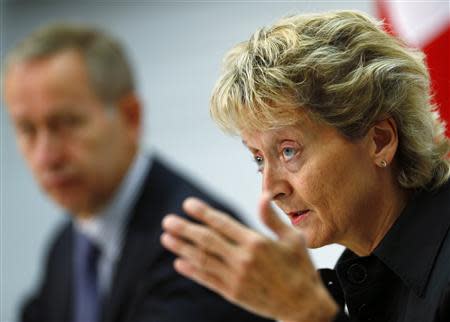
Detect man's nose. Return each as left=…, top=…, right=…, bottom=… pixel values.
left=33, top=130, right=64, bottom=169
left=262, top=165, right=292, bottom=201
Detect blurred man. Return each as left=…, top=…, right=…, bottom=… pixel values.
left=3, top=24, right=272, bottom=322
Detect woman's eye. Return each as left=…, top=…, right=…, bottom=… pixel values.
left=253, top=155, right=264, bottom=172
left=282, top=147, right=296, bottom=160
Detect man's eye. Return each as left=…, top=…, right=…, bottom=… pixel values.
left=282, top=147, right=296, bottom=160
left=254, top=155, right=264, bottom=172
left=60, top=115, right=84, bottom=127
left=17, top=123, right=36, bottom=137
left=49, top=114, right=85, bottom=133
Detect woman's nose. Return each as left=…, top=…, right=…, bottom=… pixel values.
left=262, top=165, right=292, bottom=201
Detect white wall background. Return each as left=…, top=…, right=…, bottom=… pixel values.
left=1, top=1, right=374, bottom=321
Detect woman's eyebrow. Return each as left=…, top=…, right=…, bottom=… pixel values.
left=242, top=140, right=258, bottom=153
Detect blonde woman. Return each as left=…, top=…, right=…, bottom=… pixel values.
left=162, top=11, right=450, bottom=322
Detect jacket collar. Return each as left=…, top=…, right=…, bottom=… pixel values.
left=101, top=156, right=178, bottom=322
left=373, top=181, right=450, bottom=296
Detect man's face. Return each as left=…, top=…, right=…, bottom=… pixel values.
left=4, top=50, right=138, bottom=217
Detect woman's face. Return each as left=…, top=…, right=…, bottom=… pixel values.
left=242, top=112, right=381, bottom=249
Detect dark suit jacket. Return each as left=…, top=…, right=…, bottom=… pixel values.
left=21, top=157, right=273, bottom=322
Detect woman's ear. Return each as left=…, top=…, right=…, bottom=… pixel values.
left=368, top=117, right=398, bottom=168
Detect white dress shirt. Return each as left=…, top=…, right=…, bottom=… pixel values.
left=74, top=152, right=152, bottom=295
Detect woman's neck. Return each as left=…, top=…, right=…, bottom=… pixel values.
left=343, top=182, right=410, bottom=257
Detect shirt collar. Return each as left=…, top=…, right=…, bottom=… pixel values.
left=75, top=152, right=152, bottom=261
left=373, top=181, right=450, bottom=296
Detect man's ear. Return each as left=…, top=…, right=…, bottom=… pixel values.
left=117, top=93, right=141, bottom=137
left=368, top=117, right=398, bottom=167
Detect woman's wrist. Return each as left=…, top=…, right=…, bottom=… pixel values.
left=282, top=286, right=338, bottom=322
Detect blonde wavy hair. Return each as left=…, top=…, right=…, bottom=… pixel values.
left=210, top=10, right=450, bottom=190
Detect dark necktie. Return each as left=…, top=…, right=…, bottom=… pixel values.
left=73, top=231, right=101, bottom=322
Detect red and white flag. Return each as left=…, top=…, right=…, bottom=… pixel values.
left=376, top=1, right=450, bottom=135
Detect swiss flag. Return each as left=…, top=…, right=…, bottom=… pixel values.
left=376, top=1, right=450, bottom=135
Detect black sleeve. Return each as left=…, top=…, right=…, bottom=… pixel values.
left=319, top=269, right=350, bottom=322
left=125, top=249, right=274, bottom=322
left=333, top=310, right=350, bottom=322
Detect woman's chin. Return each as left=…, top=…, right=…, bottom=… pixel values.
left=303, top=231, right=332, bottom=249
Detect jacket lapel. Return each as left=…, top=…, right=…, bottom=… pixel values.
left=101, top=159, right=171, bottom=322
left=47, top=224, right=74, bottom=322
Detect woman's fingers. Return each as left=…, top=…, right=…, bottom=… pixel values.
left=182, top=197, right=260, bottom=244
left=173, top=258, right=230, bottom=299
left=161, top=197, right=336, bottom=322
left=160, top=232, right=228, bottom=274
left=259, top=193, right=307, bottom=248
left=162, top=215, right=235, bottom=258
left=162, top=215, right=239, bottom=262
left=259, top=193, right=291, bottom=239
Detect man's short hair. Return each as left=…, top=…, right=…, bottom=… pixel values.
left=4, top=23, right=135, bottom=103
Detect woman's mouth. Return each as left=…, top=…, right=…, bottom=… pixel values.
left=288, top=210, right=310, bottom=225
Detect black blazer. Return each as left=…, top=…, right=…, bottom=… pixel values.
left=21, top=157, right=273, bottom=322
left=322, top=181, right=450, bottom=322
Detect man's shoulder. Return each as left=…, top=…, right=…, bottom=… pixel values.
left=42, top=220, right=73, bottom=263
left=132, top=155, right=245, bottom=225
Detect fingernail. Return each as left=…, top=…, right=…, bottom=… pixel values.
left=162, top=215, right=178, bottom=229
left=160, top=233, right=172, bottom=246
left=183, top=197, right=204, bottom=211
